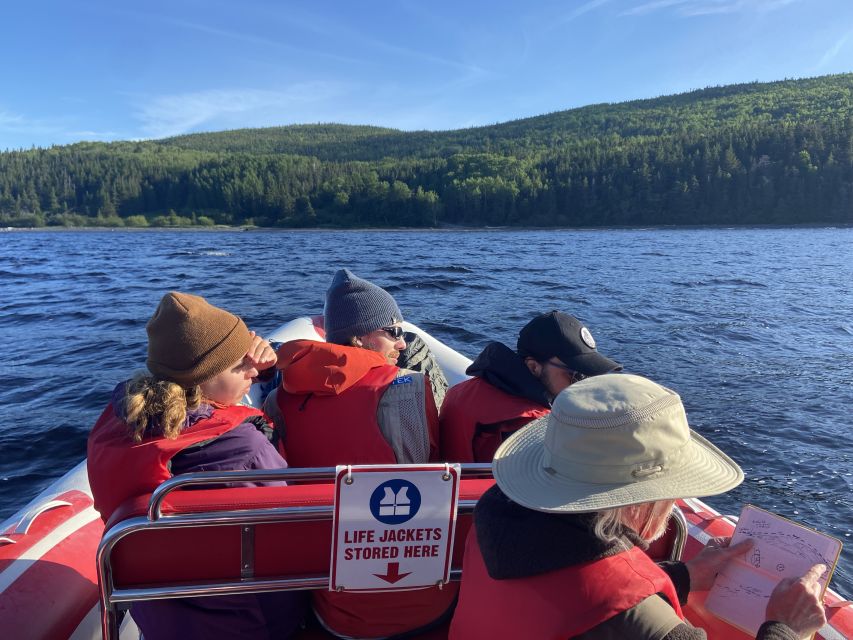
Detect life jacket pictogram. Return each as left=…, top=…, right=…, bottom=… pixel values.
left=87, top=403, right=262, bottom=522
left=450, top=527, right=684, bottom=639
left=276, top=364, right=401, bottom=467
left=440, top=377, right=550, bottom=463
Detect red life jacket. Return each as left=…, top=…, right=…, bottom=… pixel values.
left=275, top=340, right=457, bottom=638
left=276, top=364, right=400, bottom=467
left=87, top=403, right=261, bottom=522
left=450, top=527, right=684, bottom=640
left=274, top=340, right=407, bottom=467
left=439, top=377, right=550, bottom=463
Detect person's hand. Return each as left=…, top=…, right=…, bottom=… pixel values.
left=765, top=564, right=827, bottom=639
left=685, top=536, right=753, bottom=591
left=246, top=331, right=277, bottom=372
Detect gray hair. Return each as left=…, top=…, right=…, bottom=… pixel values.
left=591, top=500, right=675, bottom=548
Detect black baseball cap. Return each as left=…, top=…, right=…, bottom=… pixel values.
left=516, top=311, right=622, bottom=376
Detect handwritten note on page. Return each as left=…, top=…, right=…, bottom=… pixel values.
left=704, top=504, right=842, bottom=637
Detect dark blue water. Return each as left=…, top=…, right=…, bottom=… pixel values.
left=1, top=228, right=851, bottom=597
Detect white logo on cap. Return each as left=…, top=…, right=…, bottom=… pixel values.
left=580, top=326, right=596, bottom=349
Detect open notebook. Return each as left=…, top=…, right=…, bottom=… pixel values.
left=705, top=504, right=842, bottom=637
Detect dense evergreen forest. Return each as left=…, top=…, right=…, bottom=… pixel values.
left=2, top=74, right=853, bottom=228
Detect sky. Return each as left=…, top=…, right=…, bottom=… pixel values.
left=2, top=0, right=853, bottom=150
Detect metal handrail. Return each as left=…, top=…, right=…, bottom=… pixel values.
left=98, top=470, right=487, bottom=640
left=13, top=499, right=73, bottom=534
left=98, top=465, right=690, bottom=640
left=147, top=463, right=494, bottom=520
left=668, top=504, right=689, bottom=562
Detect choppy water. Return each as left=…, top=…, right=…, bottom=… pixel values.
left=0, top=227, right=851, bottom=597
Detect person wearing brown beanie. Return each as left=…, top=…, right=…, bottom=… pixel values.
left=87, top=291, right=306, bottom=640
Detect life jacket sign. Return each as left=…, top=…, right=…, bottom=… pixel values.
left=330, top=464, right=460, bottom=592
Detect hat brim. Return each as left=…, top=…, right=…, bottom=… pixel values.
left=561, top=350, right=622, bottom=376
left=493, top=416, right=744, bottom=513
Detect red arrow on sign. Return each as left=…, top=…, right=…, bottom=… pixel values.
left=373, top=562, right=411, bottom=584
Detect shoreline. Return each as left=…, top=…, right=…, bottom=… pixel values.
left=3, top=222, right=853, bottom=233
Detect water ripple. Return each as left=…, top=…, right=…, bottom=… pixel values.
left=0, top=227, right=851, bottom=597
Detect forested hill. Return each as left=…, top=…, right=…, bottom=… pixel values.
left=3, top=73, right=853, bottom=228
left=159, top=75, right=853, bottom=161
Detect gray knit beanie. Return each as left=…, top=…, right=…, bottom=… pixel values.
left=324, top=269, right=403, bottom=344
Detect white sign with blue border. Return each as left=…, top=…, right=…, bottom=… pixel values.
left=330, top=464, right=461, bottom=592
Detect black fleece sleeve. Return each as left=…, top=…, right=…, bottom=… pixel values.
left=659, top=620, right=802, bottom=640
left=755, top=621, right=802, bottom=640
left=657, top=561, right=691, bottom=605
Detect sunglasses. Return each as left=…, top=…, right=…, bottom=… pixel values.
left=544, top=360, right=587, bottom=383
left=380, top=326, right=405, bottom=340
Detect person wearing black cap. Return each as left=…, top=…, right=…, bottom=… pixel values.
left=439, top=310, right=622, bottom=464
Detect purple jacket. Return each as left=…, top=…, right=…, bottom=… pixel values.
left=114, top=384, right=306, bottom=639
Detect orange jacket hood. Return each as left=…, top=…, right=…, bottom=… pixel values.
left=276, top=339, right=391, bottom=396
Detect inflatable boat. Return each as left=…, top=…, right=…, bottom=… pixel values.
left=1, top=317, right=851, bottom=640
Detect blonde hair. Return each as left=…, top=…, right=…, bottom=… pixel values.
left=591, top=500, right=675, bottom=549
left=122, top=373, right=202, bottom=442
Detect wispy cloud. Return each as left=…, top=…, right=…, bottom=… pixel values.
left=621, top=0, right=691, bottom=17
left=0, top=110, right=126, bottom=149
left=817, top=30, right=853, bottom=69
left=133, top=84, right=347, bottom=139
left=161, top=16, right=365, bottom=66
left=162, top=11, right=491, bottom=86
left=621, top=0, right=802, bottom=17
left=63, top=130, right=123, bottom=140
left=357, top=35, right=491, bottom=76
left=268, top=5, right=492, bottom=77
left=0, top=110, right=62, bottom=138
left=561, top=0, right=614, bottom=23
left=284, top=3, right=492, bottom=76
left=0, top=111, right=25, bottom=128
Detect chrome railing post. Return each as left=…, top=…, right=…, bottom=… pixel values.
left=668, top=505, right=688, bottom=561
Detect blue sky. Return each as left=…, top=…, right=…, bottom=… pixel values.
left=2, top=0, right=853, bottom=150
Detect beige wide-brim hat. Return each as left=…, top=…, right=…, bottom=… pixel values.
left=493, top=373, right=744, bottom=513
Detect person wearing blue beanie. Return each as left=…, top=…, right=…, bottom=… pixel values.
left=264, top=269, right=456, bottom=639
left=323, top=269, right=405, bottom=365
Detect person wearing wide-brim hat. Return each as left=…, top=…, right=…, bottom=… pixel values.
left=449, top=374, right=827, bottom=640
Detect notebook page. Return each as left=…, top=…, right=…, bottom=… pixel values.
left=704, top=504, right=842, bottom=636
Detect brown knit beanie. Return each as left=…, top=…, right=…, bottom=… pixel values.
left=146, top=291, right=252, bottom=388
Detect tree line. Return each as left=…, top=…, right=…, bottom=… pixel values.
left=2, top=74, right=853, bottom=228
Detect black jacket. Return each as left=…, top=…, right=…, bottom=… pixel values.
left=466, top=342, right=551, bottom=408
